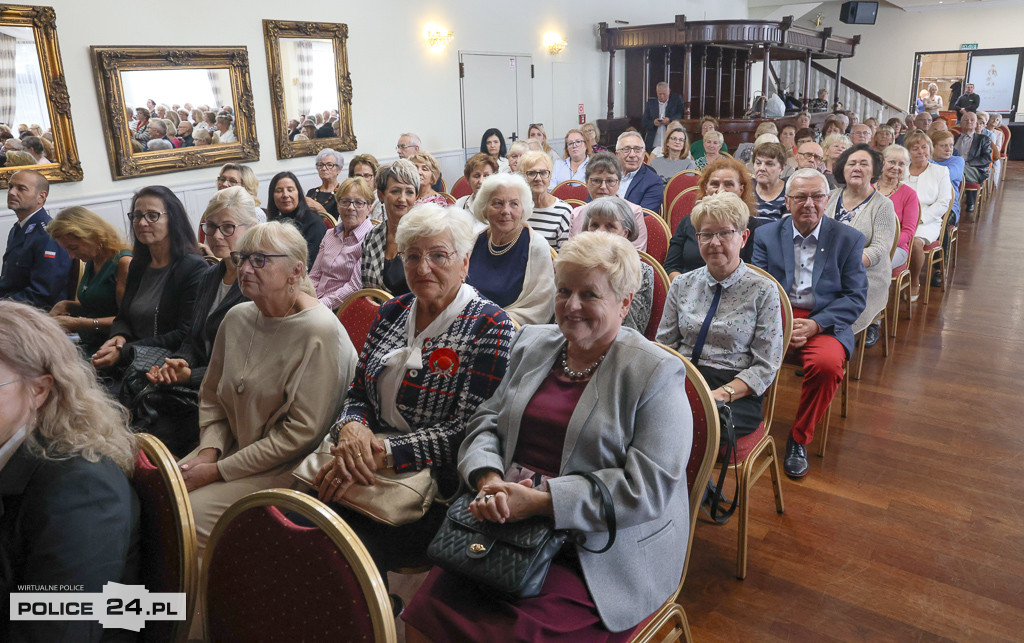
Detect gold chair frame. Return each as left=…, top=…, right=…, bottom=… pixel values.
left=852, top=223, right=898, bottom=380
left=922, top=185, right=956, bottom=305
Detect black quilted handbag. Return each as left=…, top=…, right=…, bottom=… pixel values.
left=427, top=472, right=615, bottom=599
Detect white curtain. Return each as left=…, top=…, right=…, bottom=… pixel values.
left=295, top=39, right=314, bottom=117
left=0, top=34, right=16, bottom=126
left=207, top=70, right=229, bottom=110
left=14, top=40, right=48, bottom=129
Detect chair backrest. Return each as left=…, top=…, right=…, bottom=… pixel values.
left=439, top=192, right=457, bottom=205
left=564, top=198, right=586, bottom=208
left=641, top=212, right=670, bottom=264
left=653, top=344, right=720, bottom=597
left=669, top=186, right=701, bottom=235
left=320, top=212, right=338, bottom=229
left=551, top=180, right=590, bottom=202
left=197, top=220, right=206, bottom=244
left=745, top=265, right=794, bottom=434
left=999, top=124, right=1011, bottom=156
left=450, top=176, right=472, bottom=199
left=439, top=176, right=447, bottom=192
left=638, top=251, right=670, bottom=341
left=203, top=489, right=396, bottom=643
left=664, top=170, right=701, bottom=211
left=132, top=433, right=199, bottom=643
left=336, top=288, right=392, bottom=354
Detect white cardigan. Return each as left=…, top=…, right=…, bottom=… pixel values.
left=906, top=162, right=952, bottom=244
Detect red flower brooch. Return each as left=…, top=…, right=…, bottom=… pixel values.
left=427, top=347, right=459, bottom=376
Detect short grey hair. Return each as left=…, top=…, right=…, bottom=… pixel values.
left=883, top=144, right=911, bottom=181
left=148, top=119, right=167, bottom=135
left=507, top=140, right=529, bottom=156
left=375, top=158, right=421, bottom=193
left=399, top=132, right=422, bottom=146
left=585, top=152, right=622, bottom=180
left=202, top=185, right=259, bottom=226
left=785, top=168, right=830, bottom=195
left=583, top=196, right=638, bottom=242
left=396, top=204, right=476, bottom=257
left=525, top=139, right=543, bottom=152
left=472, top=173, right=533, bottom=225
left=555, top=231, right=642, bottom=301
left=615, top=131, right=644, bottom=149
left=147, top=139, right=173, bottom=151
left=236, top=221, right=315, bottom=296
left=703, top=130, right=724, bottom=144
left=656, top=81, right=669, bottom=91
left=315, top=148, right=344, bottom=168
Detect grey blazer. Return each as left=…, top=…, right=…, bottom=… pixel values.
left=459, top=324, right=693, bottom=632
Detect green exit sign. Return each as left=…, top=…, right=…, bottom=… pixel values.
left=961, top=43, right=979, bottom=50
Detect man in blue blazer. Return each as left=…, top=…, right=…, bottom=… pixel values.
left=615, top=132, right=664, bottom=213
left=0, top=170, right=71, bottom=308
left=642, top=82, right=684, bottom=151
left=752, top=169, right=867, bottom=478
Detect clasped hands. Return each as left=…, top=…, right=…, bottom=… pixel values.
left=146, top=357, right=192, bottom=385
left=789, top=318, right=822, bottom=349
left=178, top=448, right=222, bottom=492
left=313, top=421, right=387, bottom=503
left=468, top=471, right=552, bottom=524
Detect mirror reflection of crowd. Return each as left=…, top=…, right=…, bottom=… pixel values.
left=125, top=101, right=237, bottom=151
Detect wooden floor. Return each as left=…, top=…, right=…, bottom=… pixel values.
left=680, top=162, right=1024, bottom=642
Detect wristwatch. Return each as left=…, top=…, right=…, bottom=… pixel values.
left=722, top=384, right=735, bottom=403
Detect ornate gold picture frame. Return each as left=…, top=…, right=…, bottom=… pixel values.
left=263, top=20, right=356, bottom=159
left=90, top=45, right=259, bottom=180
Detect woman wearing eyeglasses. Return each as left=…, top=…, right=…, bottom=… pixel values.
left=267, top=171, right=326, bottom=268
left=549, top=128, right=592, bottom=188
left=518, top=150, right=573, bottom=251
left=91, top=186, right=207, bottom=373
left=309, top=177, right=375, bottom=311
left=650, top=122, right=697, bottom=182
left=181, top=220, right=357, bottom=556
left=304, top=149, right=345, bottom=220
left=140, top=187, right=258, bottom=457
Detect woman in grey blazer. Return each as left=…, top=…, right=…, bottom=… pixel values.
left=403, top=232, right=693, bottom=639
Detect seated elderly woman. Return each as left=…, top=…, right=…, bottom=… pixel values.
left=193, top=129, right=215, bottom=146
left=904, top=131, right=953, bottom=297
left=309, top=177, right=375, bottom=310
left=411, top=151, right=449, bottom=206
left=690, top=115, right=730, bottom=159
left=361, top=159, right=421, bottom=295
left=0, top=302, right=139, bottom=643
left=657, top=192, right=784, bottom=434
left=47, top=207, right=133, bottom=354
left=550, top=128, right=591, bottom=186
left=822, top=133, right=851, bottom=188
left=304, top=148, right=345, bottom=219
left=142, top=187, right=258, bottom=457
left=313, top=204, right=514, bottom=582
left=267, top=171, right=326, bottom=268
left=929, top=130, right=964, bottom=225
left=871, top=125, right=896, bottom=152
left=650, top=122, right=697, bottom=181
left=402, top=231, right=693, bottom=641
left=695, top=129, right=725, bottom=170
left=518, top=150, right=573, bottom=250
left=505, top=140, right=528, bottom=174
left=583, top=196, right=654, bottom=333
left=216, top=163, right=266, bottom=222
left=181, top=221, right=358, bottom=553
left=581, top=121, right=608, bottom=153
left=454, top=153, right=498, bottom=212
left=568, top=152, right=648, bottom=251
left=752, top=142, right=789, bottom=220
left=665, top=157, right=764, bottom=281
left=348, top=153, right=385, bottom=221
left=467, top=173, right=555, bottom=325
left=874, top=145, right=920, bottom=275
left=827, top=144, right=899, bottom=348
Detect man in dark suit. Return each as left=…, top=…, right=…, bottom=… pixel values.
left=753, top=169, right=867, bottom=478
left=0, top=170, right=71, bottom=308
left=951, top=82, right=980, bottom=121
left=953, top=111, right=992, bottom=212
left=615, top=132, right=664, bottom=213
left=642, top=82, right=684, bottom=151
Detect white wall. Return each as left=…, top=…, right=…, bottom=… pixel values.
left=2, top=0, right=747, bottom=244
left=751, top=1, right=1024, bottom=117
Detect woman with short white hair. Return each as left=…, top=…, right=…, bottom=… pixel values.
left=467, top=173, right=555, bottom=325
left=518, top=150, right=572, bottom=251
left=695, top=130, right=725, bottom=170
left=505, top=140, right=528, bottom=174
left=306, top=148, right=345, bottom=219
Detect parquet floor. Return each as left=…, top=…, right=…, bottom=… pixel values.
left=680, top=162, right=1024, bottom=642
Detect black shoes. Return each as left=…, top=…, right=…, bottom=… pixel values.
left=784, top=437, right=809, bottom=479
left=864, top=322, right=881, bottom=348
left=931, top=271, right=943, bottom=288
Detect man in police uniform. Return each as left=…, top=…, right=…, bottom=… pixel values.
left=0, top=169, right=71, bottom=307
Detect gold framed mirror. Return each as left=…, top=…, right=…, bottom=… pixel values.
left=0, top=4, right=83, bottom=188
left=263, top=20, right=356, bottom=159
left=90, top=45, right=259, bottom=180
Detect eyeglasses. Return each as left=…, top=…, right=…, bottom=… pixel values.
left=587, top=177, right=620, bottom=187
left=617, top=146, right=645, bottom=155
left=230, top=252, right=288, bottom=269
left=0, top=377, right=24, bottom=389
left=396, top=144, right=419, bottom=152
left=525, top=170, right=551, bottom=180
left=529, top=123, right=544, bottom=129
left=787, top=194, right=830, bottom=204
left=398, top=250, right=456, bottom=267
left=128, top=210, right=165, bottom=223
left=566, top=140, right=585, bottom=148
left=799, top=152, right=824, bottom=161
left=337, top=198, right=369, bottom=209
left=668, top=136, right=687, bottom=143
left=316, top=162, right=338, bottom=169
left=217, top=175, right=241, bottom=186
left=203, top=222, right=246, bottom=237
left=695, top=230, right=739, bottom=244
left=352, top=173, right=375, bottom=182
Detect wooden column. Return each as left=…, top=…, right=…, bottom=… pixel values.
left=606, top=49, right=615, bottom=119
left=664, top=48, right=671, bottom=89
left=744, top=49, right=753, bottom=114
left=642, top=49, right=651, bottom=103
left=713, top=48, right=724, bottom=118
left=699, top=47, right=708, bottom=116
left=729, top=50, right=739, bottom=117
left=834, top=55, right=844, bottom=110
left=803, top=49, right=813, bottom=109
left=682, top=44, right=692, bottom=119
left=762, top=45, right=771, bottom=99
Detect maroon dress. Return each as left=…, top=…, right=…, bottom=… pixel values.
left=402, top=365, right=634, bottom=641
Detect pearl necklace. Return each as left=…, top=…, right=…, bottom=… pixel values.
left=235, top=300, right=296, bottom=394
left=487, top=230, right=519, bottom=256
left=561, top=345, right=606, bottom=381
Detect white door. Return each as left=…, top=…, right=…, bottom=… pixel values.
left=459, top=52, right=533, bottom=159
left=552, top=62, right=584, bottom=143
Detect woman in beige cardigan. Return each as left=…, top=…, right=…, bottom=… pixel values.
left=179, top=221, right=357, bottom=548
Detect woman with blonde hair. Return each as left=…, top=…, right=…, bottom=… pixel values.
left=550, top=128, right=592, bottom=187
left=410, top=151, right=448, bottom=206
left=527, top=123, right=560, bottom=164
left=0, top=301, right=138, bottom=642
left=47, top=207, right=133, bottom=353
left=309, top=177, right=376, bottom=310
left=922, top=83, right=944, bottom=117
left=650, top=122, right=696, bottom=181
left=871, top=125, right=896, bottom=152
left=518, top=150, right=573, bottom=250
left=581, top=121, right=608, bottom=153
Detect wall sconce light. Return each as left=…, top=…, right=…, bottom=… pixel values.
left=425, top=24, right=453, bottom=52
left=544, top=32, right=567, bottom=55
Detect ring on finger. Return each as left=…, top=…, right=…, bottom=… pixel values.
left=485, top=494, right=495, bottom=500
left=355, top=452, right=362, bottom=459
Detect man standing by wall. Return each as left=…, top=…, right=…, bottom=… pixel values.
left=642, top=82, right=684, bottom=152
left=951, top=83, right=980, bottom=122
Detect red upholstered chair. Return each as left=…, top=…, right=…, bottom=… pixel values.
left=336, top=288, right=391, bottom=355
left=664, top=170, right=701, bottom=214
left=320, top=212, right=338, bottom=229
left=551, top=180, right=590, bottom=202
left=642, top=210, right=671, bottom=264
left=669, top=187, right=701, bottom=236
left=923, top=185, right=956, bottom=305
left=638, top=251, right=670, bottom=341
left=450, top=177, right=472, bottom=199
left=439, top=177, right=447, bottom=193
left=439, top=192, right=457, bottom=205
left=202, top=489, right=396, bottom=643
left=628, top=346, right=719, bottom=643
left=132, top=433, right=199, bottom=643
